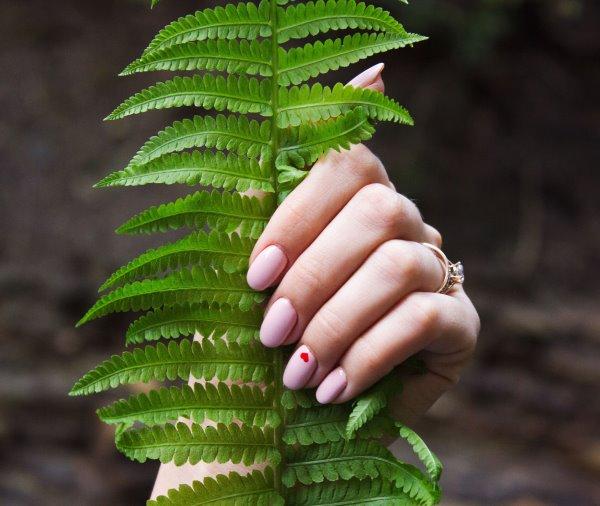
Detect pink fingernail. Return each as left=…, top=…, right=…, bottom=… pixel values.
left=316, top=367, right=347, bottom=404
left=260, top=298, right=297, bottom=348
left=283, top=345, right=317, bottom=390
left=347, top=63, right=385, bottom=88
left=247, top=245, right=287, bottom=291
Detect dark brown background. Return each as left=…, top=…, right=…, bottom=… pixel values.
left=1, top=0, right=598, bottom=504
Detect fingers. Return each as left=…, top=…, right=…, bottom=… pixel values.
left=316, top=291, right=478, bottom=404
left=261, top=185, right=429, bottom=347
left=285, top=240, right=446, bottom=387
left=247, top=64, right=388, bottom=291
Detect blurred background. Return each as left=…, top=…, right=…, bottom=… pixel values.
left=1, top=0, right=598, bottom=504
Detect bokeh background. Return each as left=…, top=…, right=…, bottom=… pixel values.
left=1, top=0, right=598, bottom=504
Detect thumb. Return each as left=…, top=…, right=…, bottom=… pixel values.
left=347, top=62, right=385, bottom=92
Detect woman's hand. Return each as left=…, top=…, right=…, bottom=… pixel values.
left=247, top=65, right=480, bottom=423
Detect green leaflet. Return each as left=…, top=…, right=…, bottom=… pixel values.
left=122, top=39, right=273, bottom=77
left=125, top=302, right=262, bottom=345
left=106, top=74, right=273, bottom=120
left=70, top=338, right=273, bottom=396
left=99, top=231, right=254, bottom=292
left=125, top=114, right=271, bottom=167
left=284, top=440, right=439, bottom=505
left=278, top=0, right=408, bottom=43
left=278, top=82, right=413, bottom=127
left=148, top=469, right=284, bottom=506
left=98, top=383, right=279, bottom=428
left=78, top=267, right=264, bottom=325
left=76, top=0, right=443, bottom=503
left=116, top=190, right=274, bottom=239
left=278, top=32, right=427, bottom=86
left=288, top=478, right=420, bottom=505
left=397, top=423, right=443, bottom=482
left=117, top=422, right=280, bottom=466
left=144, top=1, right=272, bottom=54
left=97, top=150, right=274, bottom=192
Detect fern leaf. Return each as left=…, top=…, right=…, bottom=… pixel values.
left=106, top=75, right=272, bottom=120
left=125, top=303, right=261, bottom=345
left=279, top=32, right=427, bottom=86
left=98, top=383, right=279, bottom=428
left=288, top=478, right=420, bottom=506
left=78, top=267, right=264, bottom=325
left=69, top=339, right=272, bottom=396
left=278, top=0, right=408, bottom=43
left=281, top=389, right=320, bottom=410
left=126, top=115, right=271, bottom=168
left=143, top=1, right=272, bottom=55
left=284, top=440, right=438, bottom=505
left=149, top=469, right=284, bottom=506
left=116, top=422, right=280, bottom=466
left=116, top=190, right=273, bottom=239
left=99, top=231, right=253, bottom=292
left=397, top=424, right=443, bottom=483
left=279, top=107, right=374, bottom=168
left=122, top=39, right=272, bottom=77
left=279, top=82, right=413, bottom=127
left=96, top=151, right=274, bottom=193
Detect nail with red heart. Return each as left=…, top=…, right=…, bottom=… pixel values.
left=283, top=345, right=317, bottom=390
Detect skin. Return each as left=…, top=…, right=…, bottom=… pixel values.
left=151, top=64, right=480, bottom=499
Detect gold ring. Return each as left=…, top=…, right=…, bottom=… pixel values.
left=421, top=243, right=464, bottom=294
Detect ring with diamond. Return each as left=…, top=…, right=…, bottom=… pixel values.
left=421, top=243, right=465, bottom=295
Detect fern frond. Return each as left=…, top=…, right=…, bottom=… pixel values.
left=397, top=423, right=443, bottom=483
left=279, top=32, right=427, bottom=86
left=126, top=115, right=271, bottom=168
left=99, top=231, right=253, bottom=292
left=278, top=0, right=408, bottom=43
left=281, top=389, right=320, bottom=409
left=70, top=339, right=272, bottom=396
left=98, top=383, right=279, bottom=428
left=144, top=1, right=271, bottom=55
left=96, top=151, right=274, bottom=193
left=106, top=75, right=272, bottom=120
left=117, top=422, right=280, bottom=466
left=279, top=107, right=375, bottom=168
left=122, top=39, right=272, bottom=77
left=116, top=190, right=273, bottom=239
left=284, top=441, right=438, bottom=505
left=279, top=82, right=413, bottom=127
left=125, top=302, right=261, bottom=345
left=288, top=478, right=420, bottom=505
left=78, top=267, right=264, bottom=325
left=149, top=469, right=284, bottom=506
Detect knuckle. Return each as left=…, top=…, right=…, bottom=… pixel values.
left=372, top=241, right=421, bottom=284
left=352, top=337, right=388, bottom=374
left=355, top=183, right=403, bottom=230
left=410, top=294, right=442, bottom=334
left=291, top=255, right=325, bottom=293
left=310, top=307, right=348, bottom=351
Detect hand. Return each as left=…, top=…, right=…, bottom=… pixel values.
left=247, top=64, right=480, bottom=423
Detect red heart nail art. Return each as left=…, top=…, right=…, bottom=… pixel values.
left=300, top=352, right=309, bottom=363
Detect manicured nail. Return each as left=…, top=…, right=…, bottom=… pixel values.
left=316, top=367, right=348, bottom=404
left=283, top=345, right=317, bottom=390
left=247, top=245, right=287, bottom=291
left=347, top=63, right=385, bottom=88
left=260, top=298, right=297, bottom=348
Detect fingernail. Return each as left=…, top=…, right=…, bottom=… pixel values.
left=283, top=345, right=317, bottom=390
left=260, top=298, right=297, bottom=348
left=247, top=245, right=287, bottom=291
left=316, top=367, right=347, bottom=404
left=347, top=63, right=385, bottom=88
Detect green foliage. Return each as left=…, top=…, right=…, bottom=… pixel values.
left=74, top=0, right=442, bottom=503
